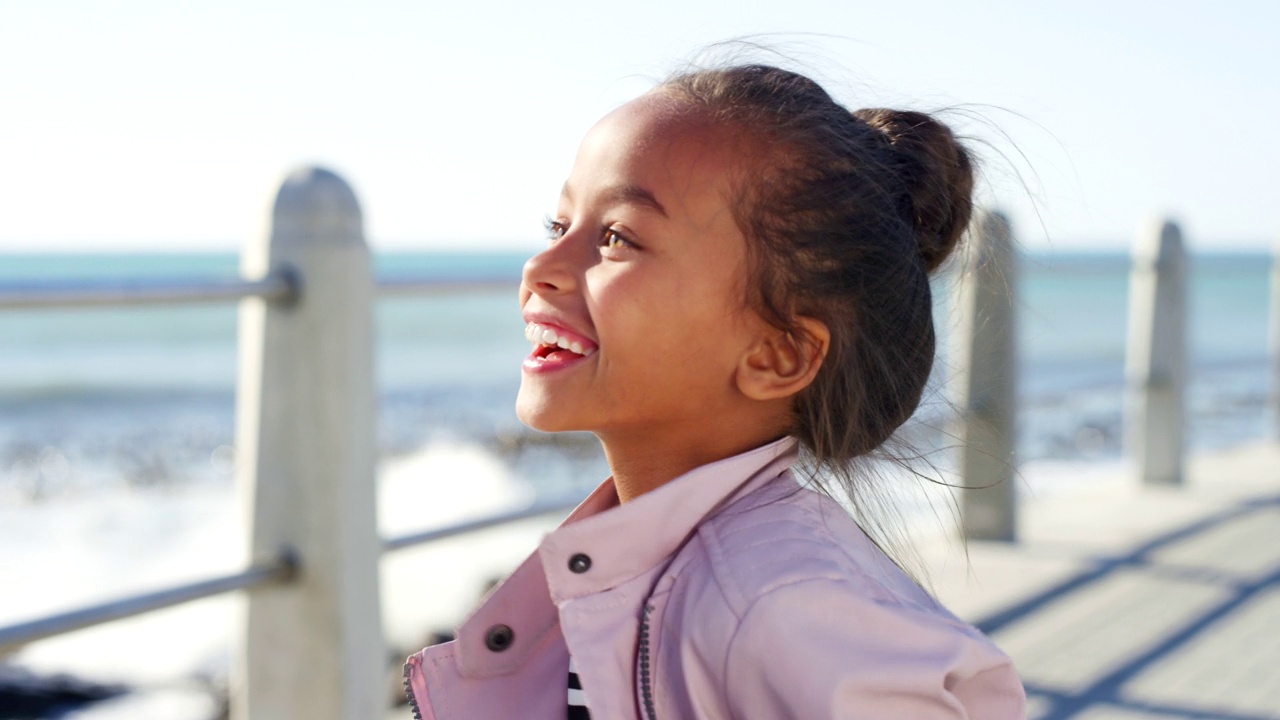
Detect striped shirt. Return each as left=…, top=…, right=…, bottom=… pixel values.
left=568, top=657, right=591, bottom=719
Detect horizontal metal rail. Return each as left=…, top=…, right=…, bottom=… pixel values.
left=0, top=273, right=517, bottom=311
left=0, top=272, right=297, bottom=310
left=0, top=494, right=581, bottom=651
left=383, top=492, right=583, bottom=553
left=376, top=277, right=517, bottom=297
left=0, top=553, right=296, bottom=654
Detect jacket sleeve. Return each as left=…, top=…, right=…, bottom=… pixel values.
left=722, top=578, right=1025, bottom=719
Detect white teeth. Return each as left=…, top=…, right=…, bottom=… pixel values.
left=524, top=322, right=595, bottom=356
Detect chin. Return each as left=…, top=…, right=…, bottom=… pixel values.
left=516, top=412, right=578, bottom=434
left=515, top=391, right=574, bottom=433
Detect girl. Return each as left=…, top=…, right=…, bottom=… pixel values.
left=405, top=64, right=1025, bottom=719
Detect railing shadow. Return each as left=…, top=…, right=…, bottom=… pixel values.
left=976, top=493, right=1280, bottom=720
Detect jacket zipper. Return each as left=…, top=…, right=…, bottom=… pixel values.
left=403, top=661, right=424, bottom=720
left=638, top=603, right=657, bottom=720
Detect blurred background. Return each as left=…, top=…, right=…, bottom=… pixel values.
left=1, top=1, right=1277, bottom=718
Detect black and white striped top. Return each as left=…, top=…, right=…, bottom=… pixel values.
left=568, top=657, right=591, bottom=719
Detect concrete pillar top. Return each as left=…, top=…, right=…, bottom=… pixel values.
left=269, top=166, right=364, bottom=248
left=1134, top=218, right=1185, bottom=268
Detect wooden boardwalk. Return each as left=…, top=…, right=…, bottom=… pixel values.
left=925, top=441, right=1280, bottom=720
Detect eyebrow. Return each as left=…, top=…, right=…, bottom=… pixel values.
left=561, top=183, right=669, bottom=218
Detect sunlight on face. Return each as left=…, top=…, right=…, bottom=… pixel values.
left=516, top=95, right=766, bottom=448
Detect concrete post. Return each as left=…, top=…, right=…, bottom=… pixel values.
left=951, top=210, right=1018, bottom=542
left=1124, top=219, right=1187, bottom=486
left=1270, top=236, right=1280, bottom=440
left=232, top=167, right=384, bottom=720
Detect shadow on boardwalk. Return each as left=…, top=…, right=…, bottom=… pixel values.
left=957, top=445, right=1274, bottom=712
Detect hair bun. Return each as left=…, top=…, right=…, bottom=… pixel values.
left=852, top=108, right=974, bottom=273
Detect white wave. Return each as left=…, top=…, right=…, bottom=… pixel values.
left=1, top=438, right=559, bottom=713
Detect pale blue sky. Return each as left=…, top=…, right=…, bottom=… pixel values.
left=2, top=1, right=1276, bottom=252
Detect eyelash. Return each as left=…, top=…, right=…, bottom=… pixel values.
left=542, top=216, right=636, bottom=251
left=543, top=216, right=567, bottom=240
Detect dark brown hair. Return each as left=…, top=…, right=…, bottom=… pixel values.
left=658, top=65, right=973, bottom=507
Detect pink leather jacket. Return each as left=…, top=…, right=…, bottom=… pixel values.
left=404, top=438, right=1025, bottom=719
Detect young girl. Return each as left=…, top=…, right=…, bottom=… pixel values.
left=405, top=64, right=1025, bottom=719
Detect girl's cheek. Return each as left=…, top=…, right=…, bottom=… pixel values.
left=586, top=265, right=635, bottom=305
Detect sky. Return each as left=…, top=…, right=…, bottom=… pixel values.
left=1, top=0, right=1277, bottom=253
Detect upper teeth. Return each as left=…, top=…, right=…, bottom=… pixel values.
left=524, top=323, right=595, bottom=356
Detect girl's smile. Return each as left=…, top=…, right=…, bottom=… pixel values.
left=521, top=317, right=598, bottom=373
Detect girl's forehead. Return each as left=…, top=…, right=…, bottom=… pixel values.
left=595, top=94, right=714, bottom=145
left=577, top=96, right=743, bottom=188
left=567, top=95, right=746, bottom=237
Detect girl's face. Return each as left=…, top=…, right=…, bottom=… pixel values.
left=517, top=95, right=770, bottom=448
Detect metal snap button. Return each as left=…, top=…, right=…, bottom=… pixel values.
left=568, top=553, right=592, bottom=574
left=484, top=624, right=514, bottom=652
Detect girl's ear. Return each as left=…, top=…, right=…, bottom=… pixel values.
left=735, top=317, right=830, bottom=401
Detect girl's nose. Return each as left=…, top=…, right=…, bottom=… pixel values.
left=521, top=241, right=578, bottom=298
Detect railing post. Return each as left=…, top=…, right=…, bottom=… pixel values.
left=951, top=210, right=1018, bottom=542
left=232, top=167, right=384, bottom=720
left=1125, top=218, right=1187, bottom=486
left=1270, top=235, right=1280, bottom=441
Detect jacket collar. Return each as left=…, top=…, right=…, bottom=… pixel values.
left=447, top=435, right=799, bottom=678
left=538, top=436, right=799, bottom=604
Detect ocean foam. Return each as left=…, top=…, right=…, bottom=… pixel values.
left=1, top=439, right=556, bottom=706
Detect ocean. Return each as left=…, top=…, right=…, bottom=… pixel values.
left=0, top=248, right=1275, bottom=716
left=1, top=250, right=1274, bottom=499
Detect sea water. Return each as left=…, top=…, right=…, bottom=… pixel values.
left=1, top=250, right=1272, bottom=495
left=0, top=249, right=1274, bottom=712
left=0, top=249, right=1274, bottom=519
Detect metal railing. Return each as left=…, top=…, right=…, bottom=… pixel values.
left=0, top=556, right=295, bottom=652
left=377, top=276, right=516, bottom=297
left=0, top=493, right=582, bottom=654
left=0, top=273, right=298, bottom=309
left=0, top=271, right=520, bottom=310
left=382, top=492, right=583, bottom=553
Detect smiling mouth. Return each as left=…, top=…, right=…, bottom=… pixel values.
left=524, top=322, right=598, bottom=360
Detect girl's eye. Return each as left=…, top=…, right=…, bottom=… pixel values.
left=543, top=216, right=568, bottom=241
left=601, top=228, right=633, bottom=250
